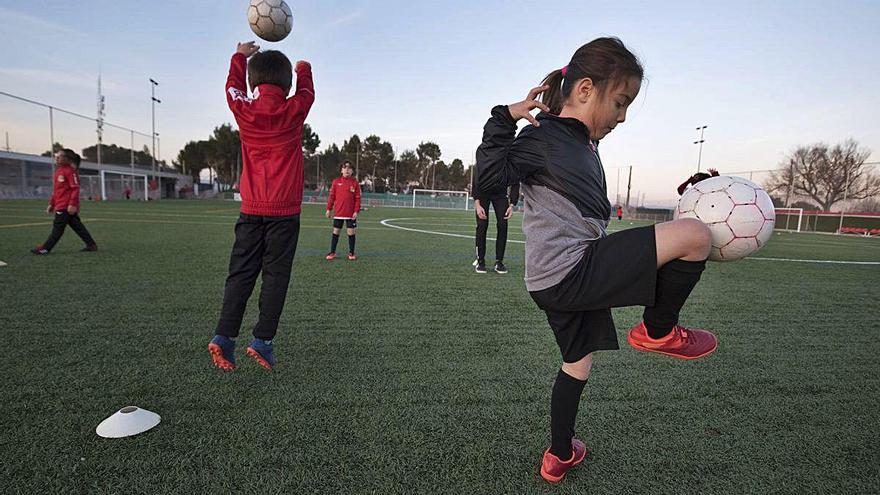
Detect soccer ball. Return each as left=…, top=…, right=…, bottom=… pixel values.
left=247, top=0, right=292, bottom=42
left=674, top=176, right=776, bottom=261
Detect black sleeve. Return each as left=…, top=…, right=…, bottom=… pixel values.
left=508, top=183, right=520, bottom=206
left=475, top=105, right=547, bottom=195
left=471, top=165, right=484, bottom=201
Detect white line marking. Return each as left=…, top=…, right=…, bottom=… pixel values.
left=380, top=218, right=880, bottom=266
left=380, top=217, right=524, bottom=244
left=747, top=257, right=880, bottom=265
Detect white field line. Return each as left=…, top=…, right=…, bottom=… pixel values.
left=380, top=218, right=880, bottom=266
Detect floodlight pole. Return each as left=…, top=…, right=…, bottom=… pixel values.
left=130, top=130, right=135, bottom=185
left=48, top=106, right=55, bottom=160
left=150, top=78, right=160, bottom=199
left=694, top=125, right=707, bottom=173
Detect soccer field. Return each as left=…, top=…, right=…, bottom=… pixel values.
left=1, top=199, right=878, bottom=494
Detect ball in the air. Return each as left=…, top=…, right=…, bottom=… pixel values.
left=247, top=0, right=292, bottom=42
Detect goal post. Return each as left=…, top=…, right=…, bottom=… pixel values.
left=100, top=170, right=149, bottom=200
left=411, top=189, right=470, bottom=210
left=774, top=207, right=803, bottom=232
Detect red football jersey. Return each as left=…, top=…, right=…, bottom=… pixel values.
left=327, top=176, right=361, bottom=218
left=49, top=163, right=80, bottom=211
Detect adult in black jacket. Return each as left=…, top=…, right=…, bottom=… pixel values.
left=472, top=176, right=519, bottom=274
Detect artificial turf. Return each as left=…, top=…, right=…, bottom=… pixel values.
left=1, top=199, right=878, bottom=494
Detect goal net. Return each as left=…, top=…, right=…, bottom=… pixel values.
left=411, top=189, right=470, bottom=210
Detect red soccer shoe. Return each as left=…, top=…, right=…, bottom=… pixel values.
left=627, top=321, right=717, bottom=360
left=540, top=439, right=587, bottom=484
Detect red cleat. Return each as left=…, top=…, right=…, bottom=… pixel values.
left=347, top=253, right=357, bottom=261
left=627, top=321, right=717, bottom=360
left=325, top=252, right=336, bottom=261
left=540, top=439, right=587, bottom=484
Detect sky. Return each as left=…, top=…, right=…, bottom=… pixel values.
left=1, top=0, right=878, bottom=205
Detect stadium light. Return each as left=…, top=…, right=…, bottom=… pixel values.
left=694, top=125, right=707, bottom=173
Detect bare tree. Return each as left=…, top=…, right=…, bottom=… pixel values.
left=766, top=140, right=879, bottom=211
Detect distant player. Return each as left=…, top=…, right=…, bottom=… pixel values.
left=31, top=149, right=98, bottom=255
left=325, top=160, right=361, bottom=261
left=616, top=205, right=623, bottom=221
left=677, top=168, right=719, bottom=195
left=208, top=41, right=315, bottom=371
left=472, top=175, right=519, bottom=273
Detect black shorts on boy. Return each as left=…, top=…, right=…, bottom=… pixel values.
left=332, top=218, right=357, bottom=229
left=529, top=225, right=657, bottom=362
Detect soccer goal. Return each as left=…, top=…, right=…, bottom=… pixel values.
left=100, top=170, right=149, bottom=200
left=411, top=189, right=470, bottom=210
left=775, top=207, right=804, bottom=232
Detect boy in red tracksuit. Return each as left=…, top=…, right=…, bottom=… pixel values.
left=208, top=41, right=315, bottom=372
left=31, top=149, right=97, bottom=255
left=325, top=160, right=361, bottom=261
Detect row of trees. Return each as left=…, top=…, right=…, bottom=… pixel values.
left=172, top=124, right=472, bottom=193
left=45, top=128, right=877, bottom=211
left=42, top=142, right=167, bottom=168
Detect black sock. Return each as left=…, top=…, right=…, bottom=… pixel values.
left=348, top=234, right=356, bottom=254
left=330, top=233, right=339, bottom=253
left=550, top=369, right=587, bottom=459
left=643, top=258, right=707, bottom=339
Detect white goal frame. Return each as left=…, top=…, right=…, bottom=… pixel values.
left=411, top=189, right=470, bottom=210
left=100, top=170, right=149, bottom=201
left=775, top=207, right=804, bottom=232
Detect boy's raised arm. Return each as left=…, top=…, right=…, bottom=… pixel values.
left=286, top=61, right=315, bottom=120
left=226, top=41, right=260, bottom=114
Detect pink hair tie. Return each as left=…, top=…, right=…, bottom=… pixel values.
left=561, top=65, right=568, bottom=77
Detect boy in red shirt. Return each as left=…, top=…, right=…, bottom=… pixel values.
left=325, top=160, right=361, bottom=261
left=31, top=149, right=97, bottom=255
left=208, top=41, right=315, bottom=371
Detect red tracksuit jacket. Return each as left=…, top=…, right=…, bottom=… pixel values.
left=326, top=176, right=361, bottom=218
left=49, top=163, right=80, bottom=211
left=225, top=53, right=315, bottom=216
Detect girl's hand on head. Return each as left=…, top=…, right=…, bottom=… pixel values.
left=507, top=85, right=550, bottom=127
left=236, top=41, right=260, bottom=58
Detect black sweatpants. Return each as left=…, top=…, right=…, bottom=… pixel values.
left=42, top=210, right=96, bottom=251
left=475, top=196, right=510, bottom=262
left=215, top=213, right=300, bottom=341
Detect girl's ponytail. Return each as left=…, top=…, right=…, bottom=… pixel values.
left=540, top=69, right=566, bottom=115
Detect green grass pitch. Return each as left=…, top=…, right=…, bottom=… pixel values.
left=1, top=199, right=878, bottom=494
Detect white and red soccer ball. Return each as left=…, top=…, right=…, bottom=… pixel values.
left=675, top=176, right=776, bottom=261
left=247, top=0, right=293, bottom=42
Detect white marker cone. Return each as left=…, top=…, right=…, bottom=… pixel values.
left=96, top=406, right=161, bottom=438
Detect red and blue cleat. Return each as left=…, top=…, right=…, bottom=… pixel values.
left=208, top=335, right=236, bottom=371
left=246, top=339, right=275, bottom=370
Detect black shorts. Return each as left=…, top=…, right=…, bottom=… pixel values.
left=529, top=225, right=658, bottom=362
left=332, top=218, right=357, bottom=229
